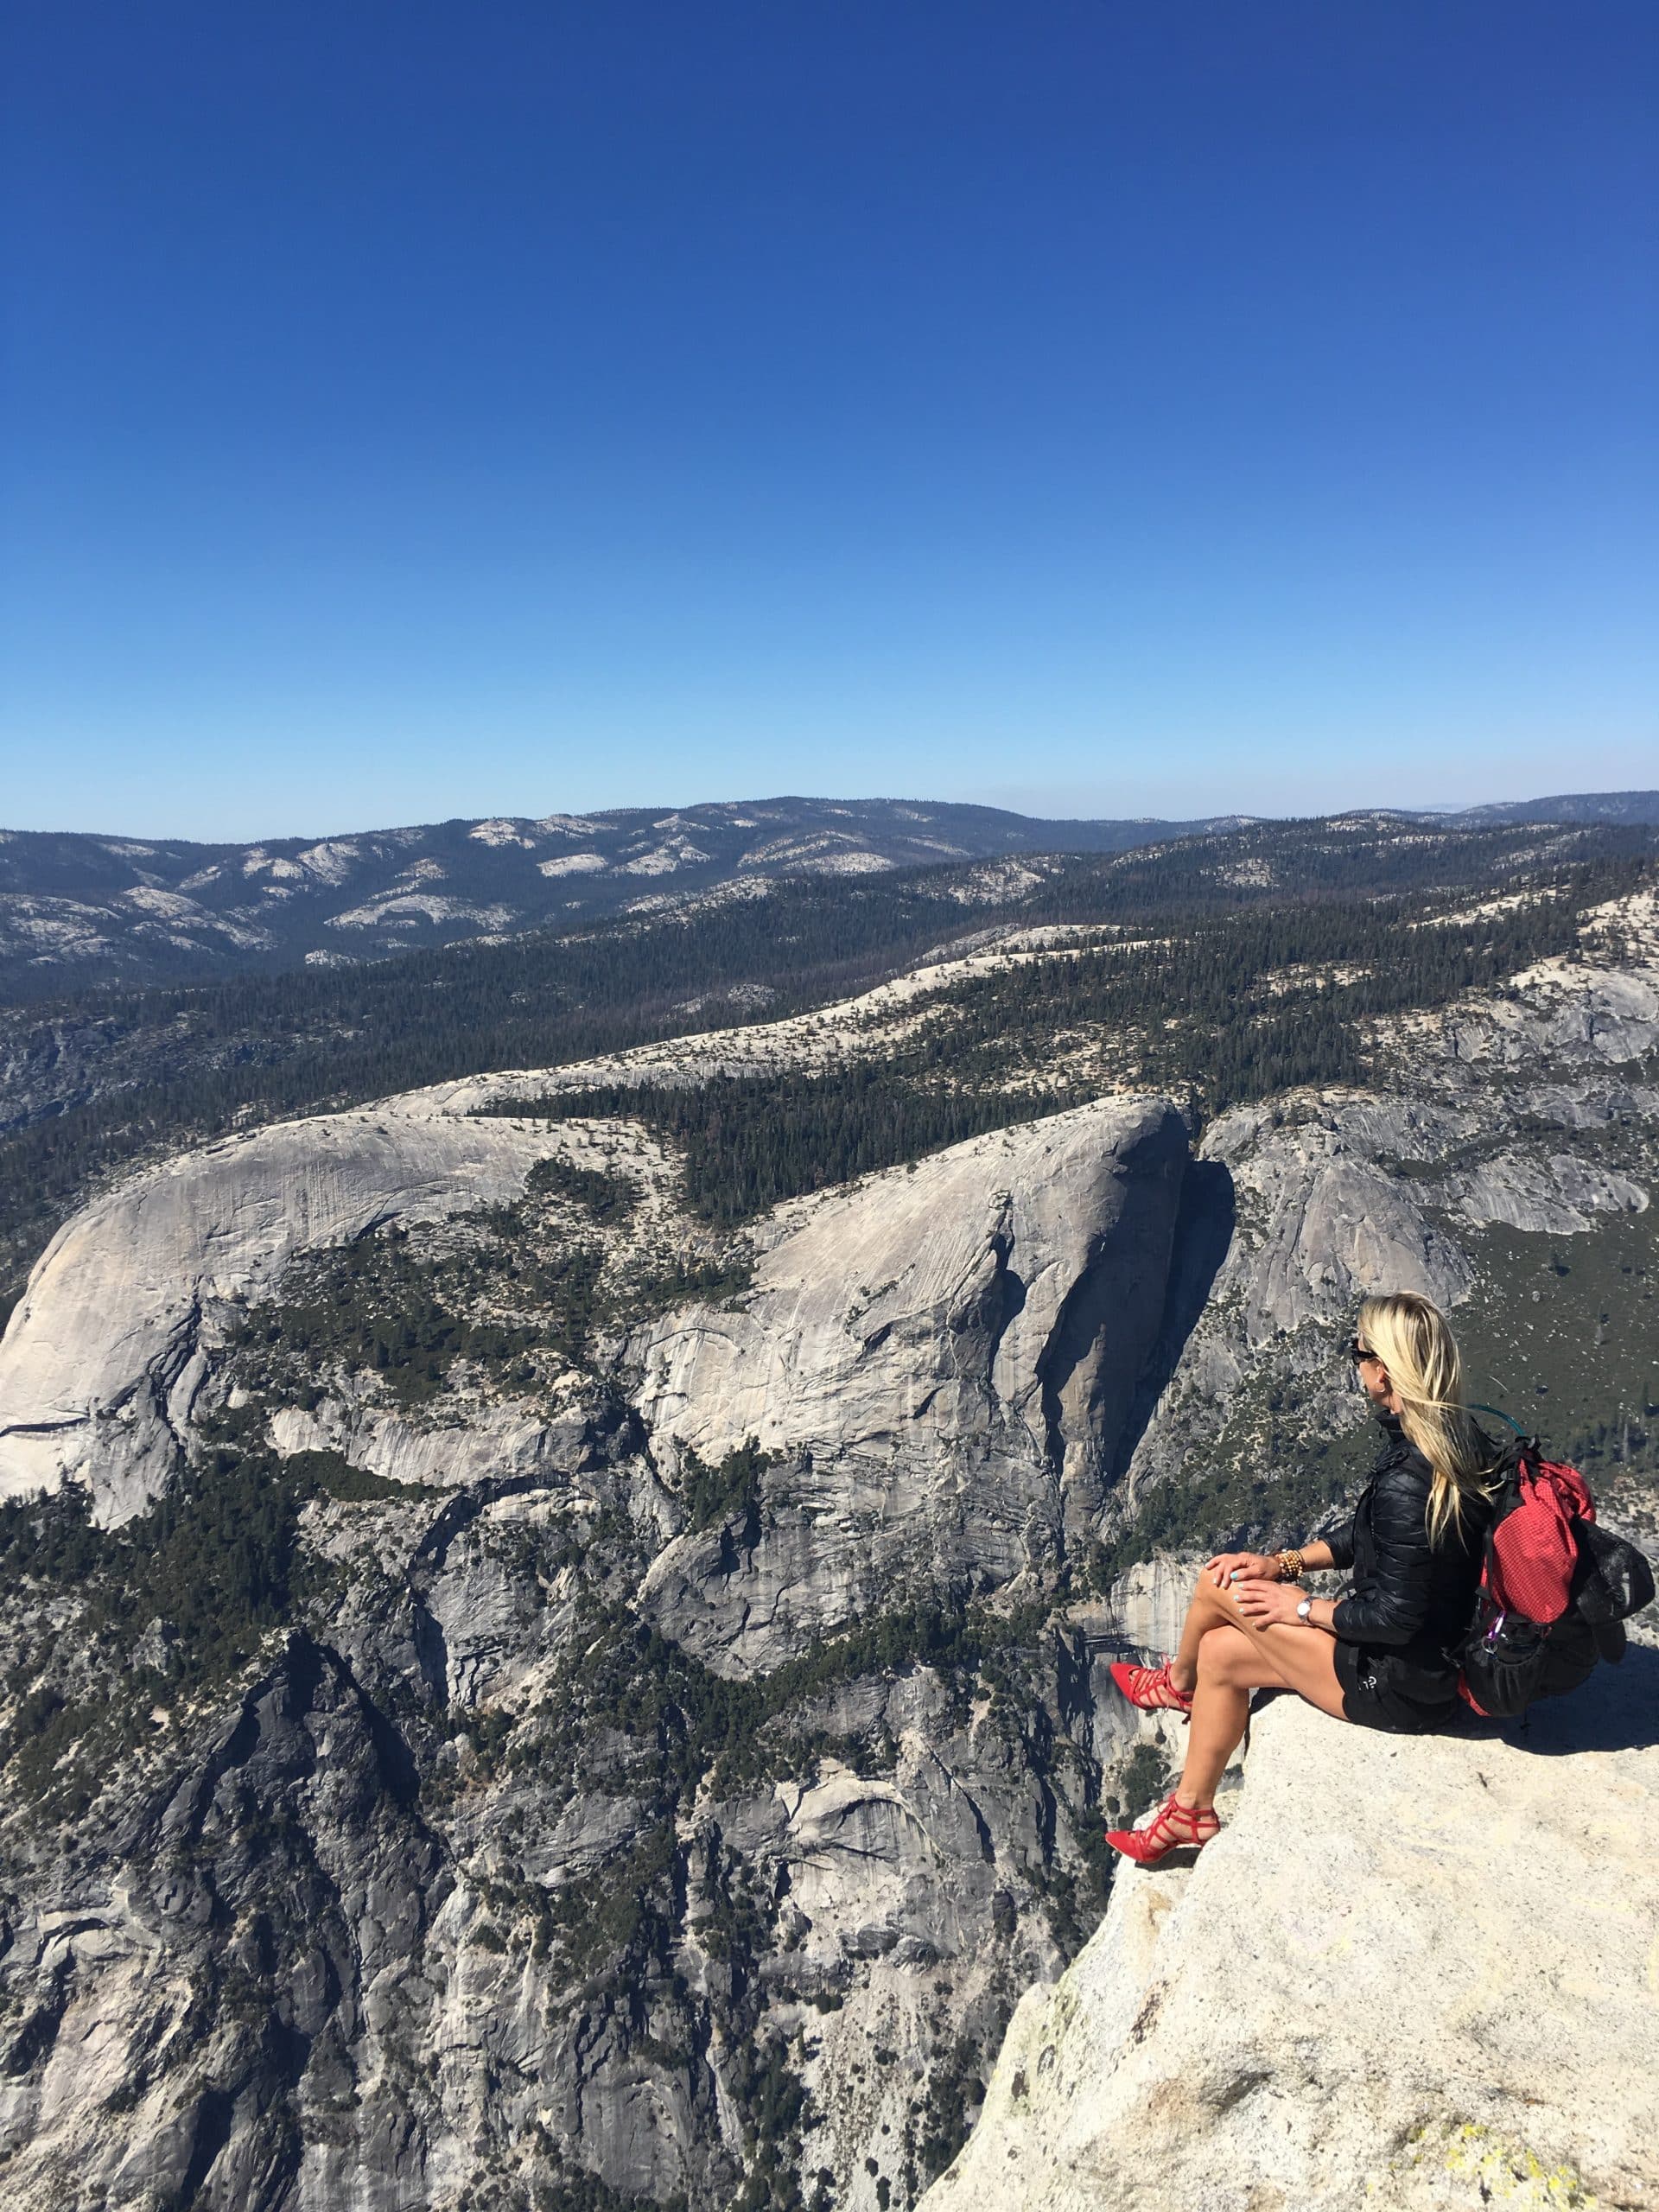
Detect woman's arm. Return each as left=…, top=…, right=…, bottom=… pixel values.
left=1234, top=1582, right=1341, bottom=1631
left=1287, top=1544, right=1340, bottom=1627
left=1204, top=1536, right=1339, bottom=1587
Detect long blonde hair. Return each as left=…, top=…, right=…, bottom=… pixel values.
left=1357, top=1292, right=1499, bottom=1545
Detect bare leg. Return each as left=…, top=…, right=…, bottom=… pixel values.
left=1169, top=1573, right=1240, bottom=1694
left=1177, top=1619, right=1348, bottom=1808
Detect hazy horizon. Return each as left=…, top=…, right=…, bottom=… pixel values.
left=3, top=783, right=1655, bottom=852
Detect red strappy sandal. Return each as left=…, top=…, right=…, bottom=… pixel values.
left=1105, top=1790, right=1220, bottom=1866
left=1108, top=1658, right=1194, bottom=1715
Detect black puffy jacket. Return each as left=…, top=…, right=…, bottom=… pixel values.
left=1326, top=1414, right=1495, bottom=1714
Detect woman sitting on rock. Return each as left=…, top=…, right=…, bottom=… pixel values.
left=1104, top=1289, right=1500, bottom=1866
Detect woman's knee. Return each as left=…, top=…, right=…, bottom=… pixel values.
left=1190, top=1567, right=1230, bottom=1615
left=1196, top=1624, right=1253, bottom=1686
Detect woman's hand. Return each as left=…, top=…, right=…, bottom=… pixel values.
left=1232, top=1578, right=1305, bottom=1629
left=1204, top=1549, right=1281, bottom=1589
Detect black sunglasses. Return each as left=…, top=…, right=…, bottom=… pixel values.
left=1345, top=1338, right=1378, bottom=1366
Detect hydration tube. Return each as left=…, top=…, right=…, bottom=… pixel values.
left=1470, top=1402, right=1531, bottom=1438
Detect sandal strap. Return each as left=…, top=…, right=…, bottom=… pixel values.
left=1136, top=1792, right=1218, bottom=1839
left=1108, top=1789, right=1222, bottom=1865
left=1139, top=1662, right=1194, bottom=1708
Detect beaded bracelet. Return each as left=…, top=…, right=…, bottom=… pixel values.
left=1276, top=1547, right=1306, bottom=1584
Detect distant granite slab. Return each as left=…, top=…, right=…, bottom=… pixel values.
left=0, top=1109, right=558, bottom=1522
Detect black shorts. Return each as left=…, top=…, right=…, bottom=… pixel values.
left=1334, top=1639, right=1459, bottom=1736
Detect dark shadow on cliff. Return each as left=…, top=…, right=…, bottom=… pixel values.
left=1107, top=1156, right=1236, bottom=1484
left=1472, top=1637, right=1659, bottom=1756
left=1249, top=1637, right=1659, bottom=1755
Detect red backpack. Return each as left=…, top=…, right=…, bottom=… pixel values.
left=1457, top=1428, right=1655, bottom=1720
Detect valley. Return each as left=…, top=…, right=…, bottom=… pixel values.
left=0, top=808, right=1654, bottom=2210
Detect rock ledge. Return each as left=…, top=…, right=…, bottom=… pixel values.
left=923, top=1652, right=1659, bottom=2212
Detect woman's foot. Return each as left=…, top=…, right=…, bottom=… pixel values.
left=1105, top=1791, right=1220, bottom=1866
left=1108, top=1658, right=1194, bottom=1713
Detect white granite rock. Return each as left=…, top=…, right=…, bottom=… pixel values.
left=0, top=1109, right=559, bottom=1520
left=923, top=1654, right=1659, bottom=2212
left=632, top=1096, right=1190, bottom=1671
left=634, top=1096, right=1187, bottom=1511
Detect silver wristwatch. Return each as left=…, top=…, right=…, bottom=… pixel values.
left=1296, top=1597, right=1315, bottom=1624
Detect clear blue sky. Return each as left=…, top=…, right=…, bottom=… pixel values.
left=3, top=1, right=1655, bottom=839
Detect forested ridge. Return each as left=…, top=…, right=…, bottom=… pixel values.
left=2, top=817, right=1652, bottom=1308
left=482, top=843, right=1655, bottom=1225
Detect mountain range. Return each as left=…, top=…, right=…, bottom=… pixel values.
left=4, top=789, right=1657, bottom=1001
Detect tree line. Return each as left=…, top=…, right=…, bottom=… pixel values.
left=482, top=849, right=1655, bottom=1224
left=3, top=821, right=1651, bottom=1306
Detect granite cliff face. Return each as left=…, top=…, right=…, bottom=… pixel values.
left=632, top=1097, right=1188, bottom=1673
left=0, top=889, right=1654, bottom=2210
left=922, top=1653, right=1659, bottom=2212
left=0, top=1110, right=564, bottom=1522
left=0, top=1097, right=1193, bottom=2212
left=1116, top=901, right=1659, bottom=1545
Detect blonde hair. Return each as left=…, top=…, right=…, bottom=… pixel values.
left=1356, top=1291, right=1499, bottom=1545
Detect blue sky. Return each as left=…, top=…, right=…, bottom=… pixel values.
left=3, top=1, right=1655, bottom=839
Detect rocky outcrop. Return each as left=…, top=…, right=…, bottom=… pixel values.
left=0, top=1109, right=562, bottom=1520
left=0, top=1503, right=1161, bottom=2212
left=924, top=1651, right=1659, bottom=2212
left=1433, top=948, right=1659, bottom=1071
left=0, top=1096, right=1200, bottom=2212
left=636, top=1096, right=1190, bottom=1672
left=1119, top=1058, right=1656, bottom=1526
left=0, top=1632, right=446, bottom=2212
left=266, top=1393, right=601, bottom=1497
